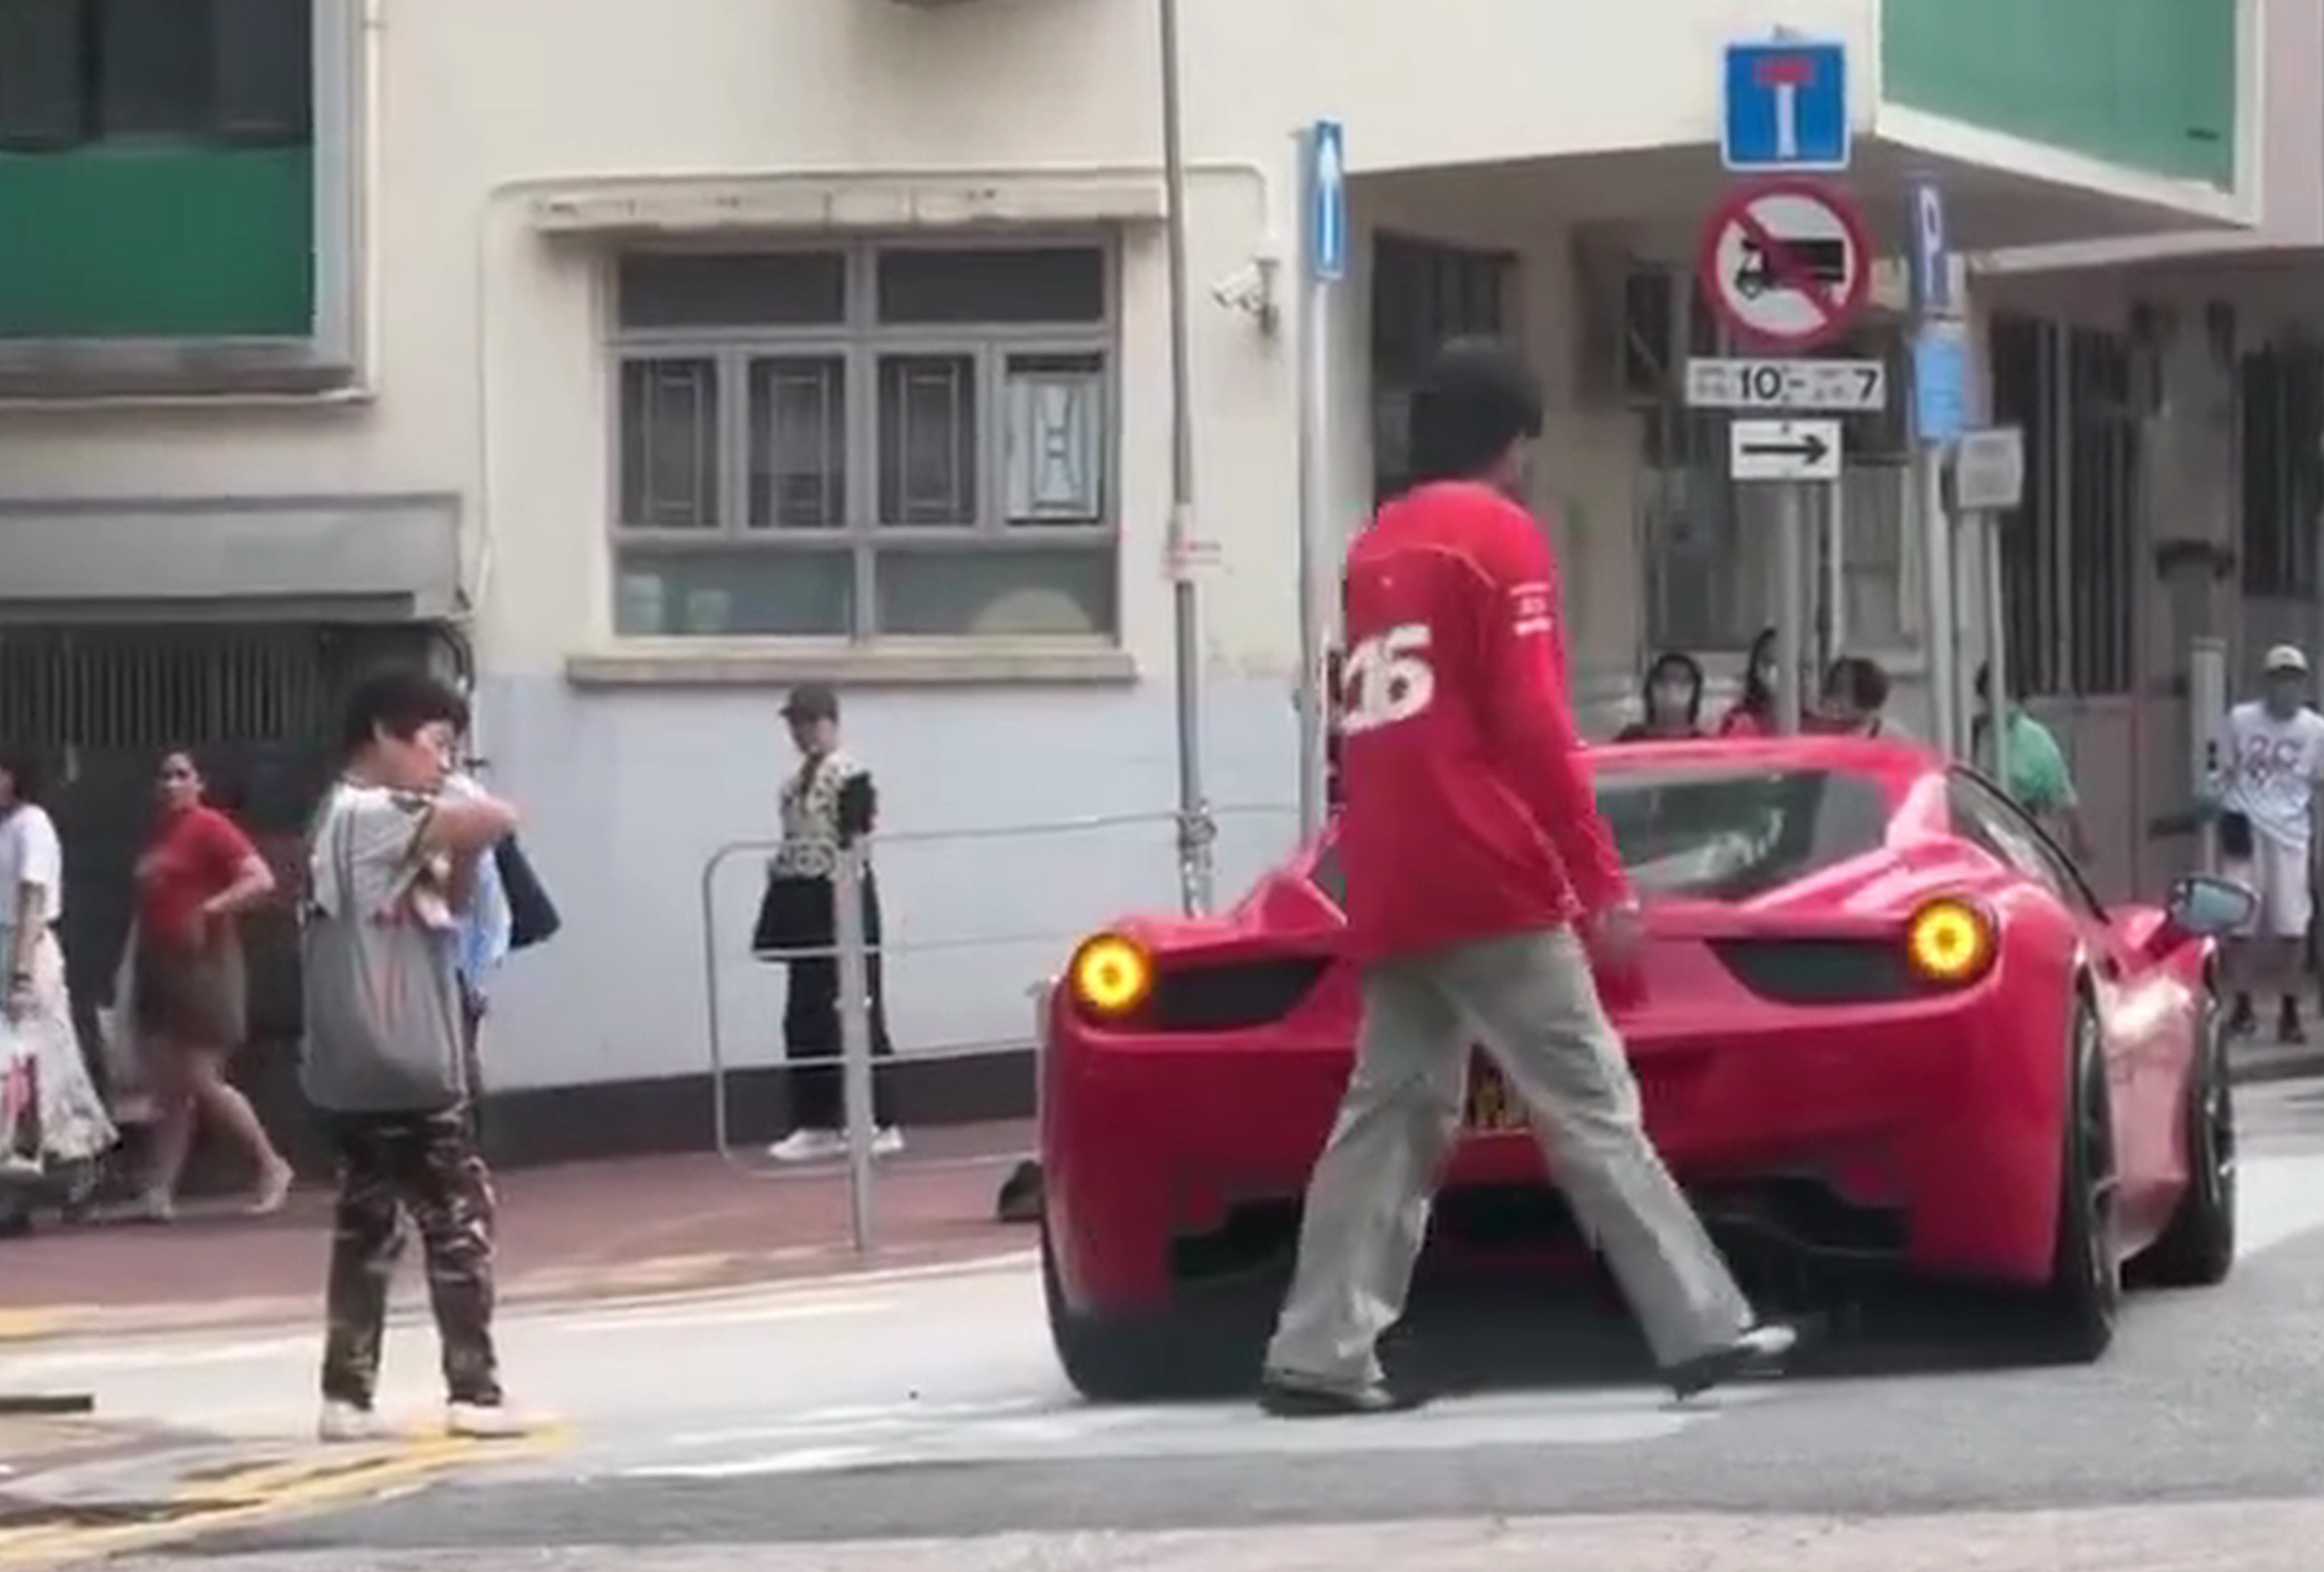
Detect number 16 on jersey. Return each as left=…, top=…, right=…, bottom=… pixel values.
left=1340, top=623, right=1436, bottom=735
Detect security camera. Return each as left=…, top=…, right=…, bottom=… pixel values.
left=1210, top=252, right=1281, bottom=335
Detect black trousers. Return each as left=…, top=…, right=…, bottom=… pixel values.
left=756, top=871, right=897, bottom=1131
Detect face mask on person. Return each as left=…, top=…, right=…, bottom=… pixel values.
left=2265, top=674, right=2305, bottom=719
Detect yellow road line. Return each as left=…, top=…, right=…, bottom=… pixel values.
left=0, top=1310, right=69, bottom=1343
left=0, top=1427, right=564, bottom=1570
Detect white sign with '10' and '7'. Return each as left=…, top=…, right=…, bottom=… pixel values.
left=1686, top=357, right=1886, bottom=413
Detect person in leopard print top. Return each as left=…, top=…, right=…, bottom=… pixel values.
left=751, top=684, right=902, bottom=1162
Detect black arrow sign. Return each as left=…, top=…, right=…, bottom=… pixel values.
left=1741, top=429, right=1830, bottom=466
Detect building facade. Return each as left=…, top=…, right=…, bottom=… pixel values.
left=0, top=0, right=2276, bottom=1159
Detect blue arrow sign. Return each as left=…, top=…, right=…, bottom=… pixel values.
left=1307, top=119, right=1347, bottom=283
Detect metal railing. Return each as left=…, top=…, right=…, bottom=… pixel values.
left=697, top=803, right=1299, bottom=1253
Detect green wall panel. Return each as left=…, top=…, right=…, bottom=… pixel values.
left=1883, top=0, right=2235, bottom=189
left=0, top=146, right=313, bottom=339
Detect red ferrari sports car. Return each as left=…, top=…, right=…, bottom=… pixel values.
left=1037, top=736, right=2255, bottom=1400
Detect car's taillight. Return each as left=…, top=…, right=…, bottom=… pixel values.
left=1904, top=898, right=1994, bottom=986
left=1069, top=932, right=1153, bottom=1020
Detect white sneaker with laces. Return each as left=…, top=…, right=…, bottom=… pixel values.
left=446, top=1401, right=533, bottom=1440
left=873, top=1127, right=905, bottom=1157
left=318, top=1400, right=385, bottom=1443
left=768, top=1129, right=842, bottom=1162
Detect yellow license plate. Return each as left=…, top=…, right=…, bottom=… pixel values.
left=1462, top=1055, right=1527, bottom=1133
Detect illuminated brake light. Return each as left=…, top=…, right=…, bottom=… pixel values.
left=1070, top=933, right=1153, bottom=1018
left=1905, top=898, right=1994, bottom=985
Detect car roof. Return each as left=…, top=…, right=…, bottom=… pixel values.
left=1588, top=734, right=1940, bottom=797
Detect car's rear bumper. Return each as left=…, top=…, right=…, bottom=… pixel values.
left=1040, top=980, right=2073, bottom=1318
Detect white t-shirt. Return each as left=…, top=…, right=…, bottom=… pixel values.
left=2221, top=701, right=2324, bottom=850
left=0, top=803, right=63, bottom=930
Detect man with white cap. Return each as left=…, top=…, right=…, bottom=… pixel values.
left=2213, top=645, right=2324, bottom=1044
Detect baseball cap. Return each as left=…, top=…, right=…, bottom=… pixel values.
left=780, top=683, right=840, bottom=721
left=2265, top=645, right=2310, bottom=676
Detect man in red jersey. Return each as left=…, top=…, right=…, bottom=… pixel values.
left=1258, top=341, right=1802, bottom=1417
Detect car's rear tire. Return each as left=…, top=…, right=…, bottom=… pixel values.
left=1041, top=1219, right=1255, bottom=1402
left=2131, top=975, right=2237, bottom=1288
left=2035, top=995, right=2121, bottom=1362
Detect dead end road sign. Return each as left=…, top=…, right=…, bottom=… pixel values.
left=1700, top=180, right=1870, bottom=351
left=1731, top=418, right=1843, bottom=482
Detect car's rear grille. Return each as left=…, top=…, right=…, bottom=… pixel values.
left=1151, top=957, right=1332, bottom=1032
left=1711, top=938, right=1945, bottom=1005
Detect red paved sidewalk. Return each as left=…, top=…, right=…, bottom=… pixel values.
left=0, top=1121, right=1035, bottom=1343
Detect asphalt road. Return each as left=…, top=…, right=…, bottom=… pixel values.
left=19, top=1077, right=2324, bottom=1570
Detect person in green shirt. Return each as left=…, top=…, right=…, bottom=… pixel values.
left=1973, top=663, right=2091, bottom=861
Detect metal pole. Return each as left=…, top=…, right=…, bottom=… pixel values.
left=832, top=842, right=875, bottom=1255
left=1159, top=0, right=1215, bottom=915
left=1824, top=477, right=1847, bottom=671
left=699, top=849, right=731, bottom=1162
left=1920, top=441, right=1957, bottom=755
left=2192, top=636, right=2228, bottom=875
left=1294, top=135, right=1330, bottom=841
left=1983, top=509, right=2010, bottom=792
left=1777, top=482, right=1807, bottom=732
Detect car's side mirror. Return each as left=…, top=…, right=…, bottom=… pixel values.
left=2164, top=873, right=2257, bottom=940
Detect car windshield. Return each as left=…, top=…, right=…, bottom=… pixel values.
left=1310, top=767, right=1890, bottom=906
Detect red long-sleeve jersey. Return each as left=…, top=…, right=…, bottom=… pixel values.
left=1333, top=480, right=1629, bottom=961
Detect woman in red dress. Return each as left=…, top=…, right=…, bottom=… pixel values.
left=132, top=749, right=289, bottom=1219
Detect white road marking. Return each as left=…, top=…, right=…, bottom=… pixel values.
left=0, top=1332, right=316, bottom=1378
left=542, top=1298, right=888, bottom=1336
left=2234, top=1152, right=2324, bottom=1260
left=669, top=1397, right=1056, bottom=1447
left=619, top=1387, right=1773, bottom=1480
left=646, top=1444, right=887, bottom=1479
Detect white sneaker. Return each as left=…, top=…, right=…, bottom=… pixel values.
left=769, top=1129, right=842, bottom=1162
left=873, top=1127, right=905, bottom=1157
left=446, top=1401, right=533, bottom=1439
left=318, top=1400, right=386, bottom=1443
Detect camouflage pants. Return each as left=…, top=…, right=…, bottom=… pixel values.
left=320, top=1110, right=502, bottom=1409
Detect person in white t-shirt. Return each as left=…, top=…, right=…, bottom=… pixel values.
left=2212, top=645, right=2324, bottom=1043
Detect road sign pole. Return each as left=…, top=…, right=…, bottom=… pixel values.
left=1982, top=507, right=2010, bottom=790
left=1777, top=481, right=1808, bottom=732
left=1157, top=0, right=1213, bottom=915
left=1824, top=476, right=1846, bottom=670
left=1713, top=39, right=1856, bottom=729
left=1294, top=121, right=1342, bottom=843
left=1920, top=448, right=1957, bottom=756
left=1909, top=180, right=1963, bottom=759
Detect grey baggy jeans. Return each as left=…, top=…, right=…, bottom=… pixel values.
left=1264, top=926, right=1753, bottom=1389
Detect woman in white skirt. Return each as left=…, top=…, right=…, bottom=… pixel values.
left=0, top=748, right=116, bottom=1231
